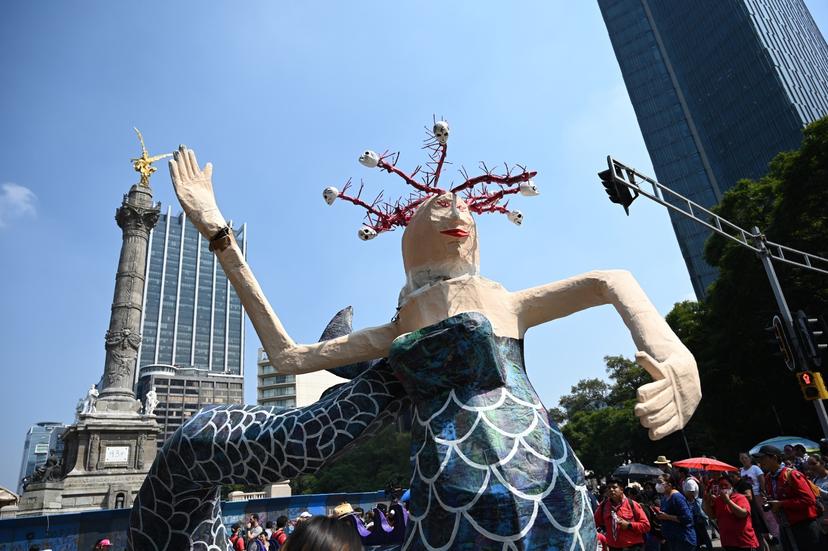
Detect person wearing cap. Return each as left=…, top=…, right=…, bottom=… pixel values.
left=93, top=539, right=112, bottom=550
left=755, top=444, right=820, bottom=551
left=654, top=456, right=674, bottom=476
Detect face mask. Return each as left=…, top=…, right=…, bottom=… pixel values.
left=655, top=482, right=666, bottom=494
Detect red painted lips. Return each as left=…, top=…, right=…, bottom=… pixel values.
left=440, top=228, right=470, bottom=238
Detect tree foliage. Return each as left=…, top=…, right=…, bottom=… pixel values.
left=667, top=117, right=828, bottom=460
left=290, top=425, right=410, bottom=495
left=552, top=355, right=687, bottom=477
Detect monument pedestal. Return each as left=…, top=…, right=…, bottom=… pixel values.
left=16, top=402, right=160, bottom=517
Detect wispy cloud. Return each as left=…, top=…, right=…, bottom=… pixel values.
left=0, top=183, right=37, bottom=228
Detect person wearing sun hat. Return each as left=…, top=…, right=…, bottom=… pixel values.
left=654, top=455, right=674, bottom=476
left=334, top=502, right=358, bottom=520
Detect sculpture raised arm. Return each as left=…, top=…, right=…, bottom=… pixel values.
left=512, top=269, right=701, bottom=440
left=168, top=146, right=398, bottom=372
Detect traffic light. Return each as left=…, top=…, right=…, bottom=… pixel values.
left=794, top=310, right=828, bottom=368
left=766, top=315, right=796, bottom=371
left=796, top=370, right=828, bottom=400
left=598, top=165, right=638, bottom=215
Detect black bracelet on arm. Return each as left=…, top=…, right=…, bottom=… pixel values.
left=208, top=225, right=233, bottom=252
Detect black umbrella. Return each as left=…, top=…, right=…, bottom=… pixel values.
left=613, top=463, right=663, bottom=479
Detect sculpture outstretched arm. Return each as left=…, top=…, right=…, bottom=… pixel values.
left=512, top=269, right=701, bottom=440
left=169, top=146, right=398, bottom=373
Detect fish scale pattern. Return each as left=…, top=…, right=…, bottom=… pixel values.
left=390, top=312, right=596, bottom=550
left=128, top=361, right=407, bottom=551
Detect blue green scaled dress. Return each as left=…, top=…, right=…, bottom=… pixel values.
left=388, top=312, right=596, bottom=551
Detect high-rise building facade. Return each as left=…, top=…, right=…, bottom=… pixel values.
left=17, top=422, right=65, bottom=494
left=598, top=0, right=828, bottom=296
left=257, top=348, right=347, bottom=408
left=137, top=209, right=246, bottom=377
left=135, top=209, right=247, bottom=443
left=136, top=365, right=244, bottom=443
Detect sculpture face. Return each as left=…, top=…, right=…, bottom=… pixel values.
left=402, top=192, right=479, bottom=277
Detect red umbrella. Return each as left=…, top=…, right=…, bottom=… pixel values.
left=673, top=457, right=738, bottom=472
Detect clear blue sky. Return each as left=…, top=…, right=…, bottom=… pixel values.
left=0, top=1, right=826, bottom=492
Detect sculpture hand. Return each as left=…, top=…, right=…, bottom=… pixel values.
left=633, top=349, right=701, bottom=440
left=169, top=145, right=226, bottom=238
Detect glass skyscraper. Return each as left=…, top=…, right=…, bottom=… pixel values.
left=598, top=0, right=828, bottom=297
left=137, top=209, right=246, bottom=377
left=135, top=209, right=247, bottom=443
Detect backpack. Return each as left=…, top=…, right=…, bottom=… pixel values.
left=597, top=497, right=643, bottom=528
left=778, top=467, right=824, bottom=515
left=269, top=528, right=286, bottom=550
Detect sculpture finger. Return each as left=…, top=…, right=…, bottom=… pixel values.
left=169, top=159, right=182, bottom=188
left=203, top=162, right=212, bottom=180
left=635, top=351, right=667, bottom=380
left=177, top=145, right=193, bottom=179
left=648, top=416, right=681, bottom=440
left=633, top=389, right=672, bottom=417
left=188, top=149, right=202, bottom=176
left=636, top=379, right=670, bottom=402
left=639, top=404, right=676, bottom=429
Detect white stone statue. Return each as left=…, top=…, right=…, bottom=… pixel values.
left=143, top=387, right=159, bottom=416
left=81, top=384, right=99, bottom=415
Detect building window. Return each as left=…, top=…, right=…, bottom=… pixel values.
left=115, top=493, right=126, bottom=509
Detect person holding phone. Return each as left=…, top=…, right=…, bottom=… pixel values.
left=704, top=476, right=758, bottom=551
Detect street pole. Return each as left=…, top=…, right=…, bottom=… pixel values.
left=753, top=227, right=828, bottom=439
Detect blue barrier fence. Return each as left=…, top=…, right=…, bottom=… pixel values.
left=0, top=491, right=389, bottom=551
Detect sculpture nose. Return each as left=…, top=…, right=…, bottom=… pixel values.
left=450, top=193, right=460, bottom=219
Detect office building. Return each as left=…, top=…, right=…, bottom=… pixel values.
left=136, top=365, right=244, bottom=443
left=257, top=348, right=347, bottom=408
left=137, top=208, right=247, bottom=378
left=135, top=209, right=247, bottom=444
left=17, top=422, right=66, bottom=494
left=598, top=0, right=828, bottom=296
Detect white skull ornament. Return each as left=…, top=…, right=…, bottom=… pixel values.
left=519, top=179, right=539, bottom=196
left=357, top=226, right=377, bottom=241
left=433, top=121, right=449, bottom=145
left=359, top=150, right=380, bottom=168
left=507, top=210, right=524, bottom=226
left=322, top=186, right=339, bottom=206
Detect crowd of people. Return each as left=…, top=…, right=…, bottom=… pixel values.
left=593, top=442, right=828, bottom=551
left=226, top=498, right=409, bottom=551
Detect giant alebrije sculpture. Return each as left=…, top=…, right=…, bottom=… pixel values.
left=128, top=121, right=701, bottom=550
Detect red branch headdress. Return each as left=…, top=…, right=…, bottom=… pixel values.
left=322, top=120, right=539, bottom=240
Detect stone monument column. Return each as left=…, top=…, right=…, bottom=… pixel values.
left=95, top=181, right=159, bottom=412
left=14, top=130, right=167, bottom=517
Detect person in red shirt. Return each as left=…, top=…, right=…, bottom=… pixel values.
left=704, top=476, right=758, bottom=550
left=754, top=444, right=820, bottom=551
left=594, top=479, right=651, bottom=550
left=229, top=523, right=246, bottom=551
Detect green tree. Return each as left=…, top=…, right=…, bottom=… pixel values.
left=290, top=425, right=410, bottom=495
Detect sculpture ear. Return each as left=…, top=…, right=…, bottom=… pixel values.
left=320, top=306, right=373, bottom=379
